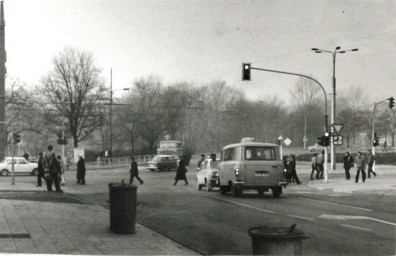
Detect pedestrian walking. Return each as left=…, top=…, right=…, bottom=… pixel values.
left=282, top=155, right=291, bottom=182
left=43, top=145, right=54, bottom=192
left=210, top=153, right=216, bottom=162
left=343, top=152, right=354, bottom=180
left=76, top=156, right=86, bottom=185
left=310, top=153, right=318, bottom=180
left=355, top=151, right=366, bottom=183
left=197, top=154, right=205, bottom=171
left=48, top=153, right=63, bottom=192
left=36, top=152, right=45, bottom=187
left=174, top=159, right=188, bottom=185
left=57, top=155, right=66, bottom=185
left=367, top=150, right=376, bottom=178
left=287, top=154, right=301, bottom=185
left=316, top=150, right=324, bottom=179
left=129, top=156, right=144, bottom=185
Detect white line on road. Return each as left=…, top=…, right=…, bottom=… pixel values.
left=341, top=224, right=373, bottom=232
left=287, top=215, right=315, bottom=221
left=319, top=214, right=396, bottom=226
left=201, top=194, right=275, bottom=214
left=304, top=198, right=372, bottom=212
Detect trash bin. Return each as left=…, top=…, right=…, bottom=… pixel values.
left=108, top=181, right=137, bottom=234
left=248, top=224, right=309, bottom=255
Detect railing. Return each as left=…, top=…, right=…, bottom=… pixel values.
left=95, top=155, right=154, bottom=167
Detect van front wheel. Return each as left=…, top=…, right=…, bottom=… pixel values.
left=272, top=187, right=282, bottom=198
left=231, top=184, right=242, bottom=197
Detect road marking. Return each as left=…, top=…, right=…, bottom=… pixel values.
left=304, top=198, right=372, bottom=212
left=341, top=224, right=372, bottom=232
left=201, top=194, right=275, bottom=214
left=319, top=214, right=396, bottom=226
left=287, top=215, right=314, bottom=221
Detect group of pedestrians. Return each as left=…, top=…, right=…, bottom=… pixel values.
left=36, top=145, right=87, bottom=191
left=344, top=150, right=376, bottom=183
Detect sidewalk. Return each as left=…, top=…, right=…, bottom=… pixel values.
left=300, top=162, right=396, bottom=196
left=0, top=180, right=199, bottom=255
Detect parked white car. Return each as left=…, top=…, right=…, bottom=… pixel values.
left=0, top=157, right=39, bottom=176
left=307, top=143, right=325, bottom=152
left=196, top=159, right=219, bottom=191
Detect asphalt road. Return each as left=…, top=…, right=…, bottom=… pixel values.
left=6, top=166, right=395, bottom=255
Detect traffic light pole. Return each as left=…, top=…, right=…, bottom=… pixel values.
left=250, top=67, right=329, bottom=130
left=11, top=124, right=15, bottom=185
left=371, top=99, right=389, bottom=173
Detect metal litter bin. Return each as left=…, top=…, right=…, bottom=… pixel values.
left=248, top=224, right=309, bottom=255
left=108, top=181, right=137, bottom=234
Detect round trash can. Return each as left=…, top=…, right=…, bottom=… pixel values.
left=108, top=181, right=137, bottom=234
left=248, top=224, right=309, bottom=255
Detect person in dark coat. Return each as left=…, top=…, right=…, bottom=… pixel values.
left=76, top=156, right=86, bottom=185
left=48, top=153, right=62, bottom=192
left=129, top=156, right=144, bottom=185
left=343, top=152, right=354, bottom=180
left=36, top=152, right=46, bottom=187
left=367, top=150, right=376, bottom=178
left=287, top=154, right=301, bottom=185
left=174, top=159, right=188, bottom=185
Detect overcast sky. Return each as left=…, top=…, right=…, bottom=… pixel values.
left=4, top=0, right=396, bottom=105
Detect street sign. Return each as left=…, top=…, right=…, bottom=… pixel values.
left=284, top=138, right=292, bottom=146
left=278, top=135, right=283, bottom=140
left=333, top=135, right=343, bottom=146
left=332, top=124, right=344, bottom=135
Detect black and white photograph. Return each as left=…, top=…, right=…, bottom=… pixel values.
left=0, top=0, right=394, bottom=255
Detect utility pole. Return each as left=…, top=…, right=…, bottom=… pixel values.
left=109, top=69, right=113, bottom=162
left=0, top=1, right=6, bottom=161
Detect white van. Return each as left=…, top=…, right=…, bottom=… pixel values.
left=218, top=138, right=287, bottom=197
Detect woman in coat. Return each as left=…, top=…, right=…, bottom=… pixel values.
left=343, top=152, right=354, bottom=180
left=76, top=156, right=86, bottom=185
left=174, top=159, right=188, bottom=185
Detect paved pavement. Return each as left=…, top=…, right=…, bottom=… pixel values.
left=0, top=162, right=394, bottom=255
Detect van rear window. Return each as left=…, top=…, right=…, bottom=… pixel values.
left=245, top=147, right=276, bottom=160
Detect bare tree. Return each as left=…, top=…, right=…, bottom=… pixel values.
left=41, top=47, right=107, bottom=148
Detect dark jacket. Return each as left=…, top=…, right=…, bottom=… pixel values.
left=130, top=160, right=139, bottom=176
left=175, top=160, right=187, bottom=180
left=38, top=155, right=45, bottom=172
left=77, top=157, right=86, bottom=178
left=49, top=153, right=61, bottom=174
left=343, top=154, right=354, bottom=168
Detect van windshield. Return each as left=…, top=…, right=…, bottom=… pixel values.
left=245, top=147, right=276, bottom=160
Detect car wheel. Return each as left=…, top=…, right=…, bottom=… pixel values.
left=231, top=184, right=242, bottom=197
left=205, top=179, right=212, bottom=192
left=197, top=183, right=202, bottom=191
left=257, top=189, right=265, bottom=197
left=32, top=169, right=39, bottom=176
left=1, top=169, right=9, bottom=176
left=272, top=187, right=282, bottom=198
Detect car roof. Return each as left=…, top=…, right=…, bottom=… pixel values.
left=222, top=142, right=279, bottom=150
left=156, top=154, right=175, bottom=157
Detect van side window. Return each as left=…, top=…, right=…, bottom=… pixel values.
left=245, top=147, right=276, bottom=160
left=223, top=148, right=236, bottom=161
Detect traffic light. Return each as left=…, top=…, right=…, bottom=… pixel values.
left=389, top=97, right=395, bottom=109
left=317, top=136, right=324, bottom=146
left=57, top=138, right=64, bottom=145
left=242, top=63, right=251, bottom=81
left=13, top=133, right=21, bottom=144
left=64, top=137, right=68, bottom=145
left=373, top=132, right=380, bottom=147
left=323, top=132, right=330, bottom=146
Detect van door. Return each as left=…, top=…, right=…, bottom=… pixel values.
left=244, top=146, right=282, bottom=185
left=218, top=147, right=237, bottom=185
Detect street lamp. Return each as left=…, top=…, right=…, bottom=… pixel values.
left=108, top=79, right=130, bottom=160
left=311, top=46, right=358, bottom=170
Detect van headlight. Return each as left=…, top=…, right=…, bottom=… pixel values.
left=235, top=168, right=239, bottom=176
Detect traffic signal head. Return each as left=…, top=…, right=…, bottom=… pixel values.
left=57, top=138, right=64, bottom=145
left=242, top=63, right=251, bottom=81
left=323, top=132, right=330, bottom=146
left=389, top=97, right=395, bottom=109
left=64, top=137, right=68, bottom=145
left=13, top=133, right=21, bottom=144
left=317, top=136, right=324, bottom=146
left=373, top=132, right=380, bottom=147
